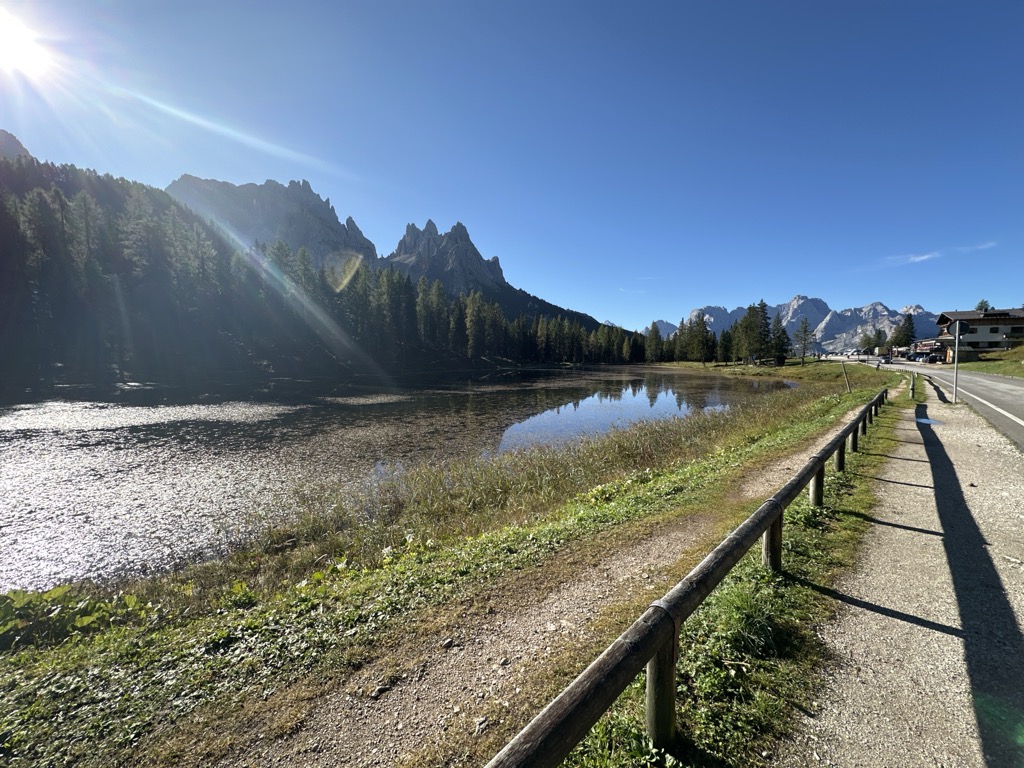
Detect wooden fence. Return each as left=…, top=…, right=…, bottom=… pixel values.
left=485, top=388, right=890, bottom=768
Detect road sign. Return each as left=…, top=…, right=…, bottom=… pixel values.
left=949, top=319, right=970, bottom=337
left=950, top=321, right=969, bottom=403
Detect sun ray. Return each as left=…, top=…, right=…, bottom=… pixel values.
left=0, top=8, right=54, bottom=79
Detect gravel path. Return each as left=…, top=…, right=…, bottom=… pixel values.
left=776, top=378, right=1024, bottom=768
left=220, top=512, right=725, bottom=768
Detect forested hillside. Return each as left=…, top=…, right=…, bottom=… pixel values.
left=0, top=157, right=645, bottom=399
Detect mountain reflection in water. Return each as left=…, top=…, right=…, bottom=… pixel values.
left=499, top=381, right=728, bottom=451
left=0, top=370, right=787, bottom=590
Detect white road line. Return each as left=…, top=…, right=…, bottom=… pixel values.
left=928, top=373, right=1024, bottom=429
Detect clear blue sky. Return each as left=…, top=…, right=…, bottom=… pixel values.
left=2, top=0, right=1022, bottom=331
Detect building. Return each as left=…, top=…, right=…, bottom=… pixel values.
left=935, top=308, right=1024, bottom=351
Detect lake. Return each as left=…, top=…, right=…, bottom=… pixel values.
left=0, top=368, right=786, bottom=591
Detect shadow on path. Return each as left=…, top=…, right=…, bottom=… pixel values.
left=844, top=510, right=943, bottom=537
left=791, top=575, right=964, bottom=638
left=927, top=380, right=951, bottom=404
left=859, top=451, right=931, bottom=463
left=848, top=473, right=934, bottom=490
left=917, top=403, right=1024, bottom=766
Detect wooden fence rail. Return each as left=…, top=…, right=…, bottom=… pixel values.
left=485, top=388, right=890, bottom=768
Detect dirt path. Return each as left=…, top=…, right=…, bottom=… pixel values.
left=219, top=410, right=862, bottom=768
left=775, top=380, right=1024, bottom=767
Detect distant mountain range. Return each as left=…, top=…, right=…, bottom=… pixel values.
left=659, top=296, right=938, bottom=352
left=166, top=175, right=600, bottom=331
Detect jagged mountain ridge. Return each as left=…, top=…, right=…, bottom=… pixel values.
left=165, top=175, right=378, bottom=268
left=685, top=295, right=939, bottom=352
left=385, top=219, right=505, bottom=296
left=166, top=175, right=600, bottom=331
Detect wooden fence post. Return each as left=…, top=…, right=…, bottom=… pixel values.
left=761, top=513, right=783, bottom=572
left=645, top=631, right=677, bottom=752
left=809, top=464, right=825, bottom=507
left=835, top=439, right=846, bottom=472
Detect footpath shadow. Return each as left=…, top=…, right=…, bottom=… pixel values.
left=792, top=575, right=964, bottom=638
left=916, top=403, right=1024, bottom=766
left=927, top=379, right=951, bottom=404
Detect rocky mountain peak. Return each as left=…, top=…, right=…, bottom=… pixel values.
left=0, top=130, right=31, bottom=161
left=899, top=304, right=929, bottom=316
left=385, top=220, right=506, bottom=295
left=166, top=175, right=377, bottom=267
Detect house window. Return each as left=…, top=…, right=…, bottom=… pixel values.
left=990, top=327, right=1000, bottom=333
left=968, top=327, right=977, bottom=333
left=988, top=341, right=1001, bottom=348
left=1011, top=326, right=1024, bottom=334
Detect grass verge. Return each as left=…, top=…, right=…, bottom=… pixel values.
left=0, top=363, right=901, bottom=767
left=950, top=345, right=1024, bottom=378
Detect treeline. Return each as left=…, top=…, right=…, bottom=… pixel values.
left=0, top=156, right=651, bottom=396
left=1, top=155, right=838, bottom=399
left=274, top=245, right=649, bottom=368
left=645, top=299, right=805, bottom=365
left=857, top=314, right=916, bottom=351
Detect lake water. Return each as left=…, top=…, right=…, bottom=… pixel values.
left=0, top=369, right=785, bottom=591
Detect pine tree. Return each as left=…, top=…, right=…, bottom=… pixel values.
left=794, top=316, right=816, bottom=364
left=770, top=313, right=791, bottom=365
left=645, top=321, right=663, bottom=363
left=465, top=291, right=485, bottom=358
left=735, top=301, right=770, bottom=363
left=687, top=314, right=715, bottom=366
left=674, top=317, right=689, bottom=362
left=717, top=327, right=732, bottom=363
left=889, top=313, right=917, bottom=348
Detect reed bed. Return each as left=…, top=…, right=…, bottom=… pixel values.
left=217, top=378, right=840, bottom=597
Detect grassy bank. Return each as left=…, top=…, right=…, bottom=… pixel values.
left=953, top=345, right=1024, bottom=377
left=1, top=362, right=901, bottom=767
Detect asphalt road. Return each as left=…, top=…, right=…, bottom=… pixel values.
left=893, top=361, right=1024, bottom=452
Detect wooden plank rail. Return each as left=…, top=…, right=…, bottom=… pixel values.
left=486, top=388, right=889, bottom=768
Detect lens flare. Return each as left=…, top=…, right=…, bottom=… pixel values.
left=324, top=252, right=365, bottom=293
left=208, top=218, right=391, bottom=383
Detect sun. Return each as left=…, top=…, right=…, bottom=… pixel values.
left=0, top=8, right=54, bottom=79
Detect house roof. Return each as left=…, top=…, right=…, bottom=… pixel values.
left=937, top=308, right=1024, bottom=325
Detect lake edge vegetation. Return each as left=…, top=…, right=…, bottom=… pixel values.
left=0, top=363, right=904, bottom=767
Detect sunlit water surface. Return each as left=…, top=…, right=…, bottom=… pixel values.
left=0, top=371, right=786, bottom=590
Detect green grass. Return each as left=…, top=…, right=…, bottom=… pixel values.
left=0, top=362, right=901, bottom=767
left=954, top=345, right=1024, bottom=378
